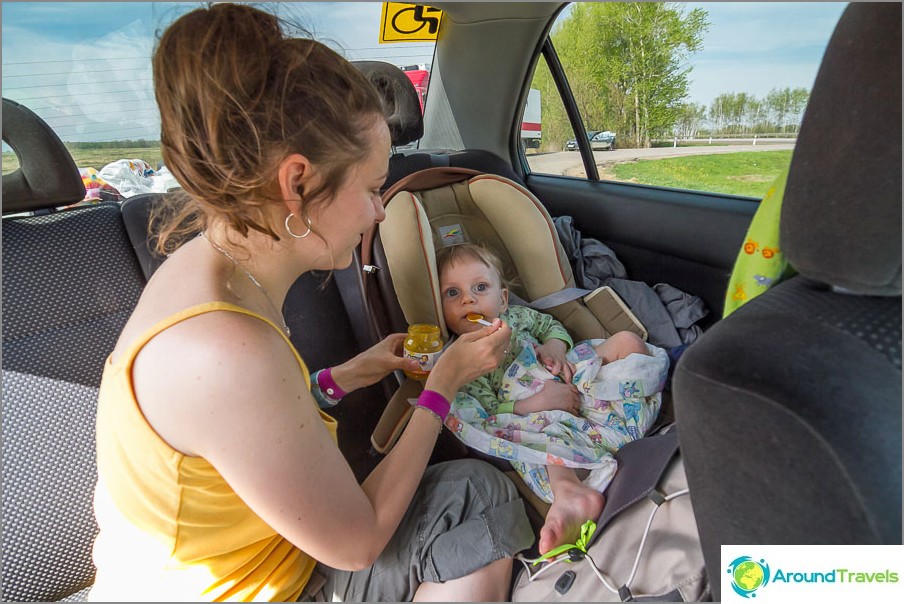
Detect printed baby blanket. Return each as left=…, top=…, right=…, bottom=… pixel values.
left=445, top=338, right=669, bottom=502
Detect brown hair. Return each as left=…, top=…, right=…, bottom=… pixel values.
left=150, top=3, right=384, bottom=255
left=436, top=243, right=512, bottom=291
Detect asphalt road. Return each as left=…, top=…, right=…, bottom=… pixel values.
left=526, top=141, right=796, bottom=177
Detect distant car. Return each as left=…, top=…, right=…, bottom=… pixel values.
left=564, top=130, right=599, bottom=151
left=590, top=130, right=616, bottom=150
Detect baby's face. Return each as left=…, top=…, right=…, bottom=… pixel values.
left=440, top=258, right=508, bottom=335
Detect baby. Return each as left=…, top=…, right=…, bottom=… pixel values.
left=437, top=242, right=669, bottom=555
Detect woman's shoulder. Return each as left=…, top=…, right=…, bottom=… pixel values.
left=114, top=294, right=284, bottom=360
left=139, top=301, right=291, bottom=370
left=129, top=300, right=306, bottom=456
left=114, top=240, right=288, bottom=362
left=126, top=259, right=301, bottom=404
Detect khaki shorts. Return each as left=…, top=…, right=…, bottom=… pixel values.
left=300, top=459, right=533, bottom=602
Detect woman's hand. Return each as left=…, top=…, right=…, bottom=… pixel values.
left=536, top=339, right=575, bottom=383
left=514, top=380, right=582, bottom=415
left=330, top=333, right=420, bottom=393
left=425, top=319, right=511, bottom=401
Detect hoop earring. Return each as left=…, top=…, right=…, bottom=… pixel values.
left=285, top=212, right=312, bottom=239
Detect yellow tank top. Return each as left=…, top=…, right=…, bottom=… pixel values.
left=90, top=302, right=337, bottom=602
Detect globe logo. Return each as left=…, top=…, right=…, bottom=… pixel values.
left=727, top=556, right=771, bottom=598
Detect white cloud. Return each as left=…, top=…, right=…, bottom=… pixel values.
left=1, top=23, right=81, bottom=69
left=2, top=18, right=158, bottom=141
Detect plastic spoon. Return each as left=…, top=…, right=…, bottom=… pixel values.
left=466, top=312, right=493, bottom=326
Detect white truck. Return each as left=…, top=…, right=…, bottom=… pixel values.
left=520, top=88, right=541, bottom=149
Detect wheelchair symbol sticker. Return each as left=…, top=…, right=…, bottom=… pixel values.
left=380, top=3, right=443, bottom=43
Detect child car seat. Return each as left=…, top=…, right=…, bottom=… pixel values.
left=350, top=61, right=645, bottom=348
left=367, top=166, right=648, bottom=456
left=356, top=64, right=676, bottom=532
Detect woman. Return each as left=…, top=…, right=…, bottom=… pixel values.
left=90, top=4, right=532, bottom=601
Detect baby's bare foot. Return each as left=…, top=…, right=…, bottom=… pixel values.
left=538, top=478, right=605, bottom=555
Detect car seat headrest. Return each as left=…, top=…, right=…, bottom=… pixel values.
left=2, top=98, right=86, bottom=214
left=781, top=3, right=901, bottom=296
left=352, top=61, right=424, bottom=147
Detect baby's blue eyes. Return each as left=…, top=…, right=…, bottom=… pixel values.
left=443, top=283, right=490, bottom=299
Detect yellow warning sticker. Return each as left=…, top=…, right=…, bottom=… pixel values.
left=380, top=3, right=443, bottom=43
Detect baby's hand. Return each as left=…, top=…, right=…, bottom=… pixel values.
left=514, top=380, right=581, bottom=415
left=536, top=339, right=575, bottom=383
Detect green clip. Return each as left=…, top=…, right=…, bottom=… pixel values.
left=532, top=520, right=597, bottom=566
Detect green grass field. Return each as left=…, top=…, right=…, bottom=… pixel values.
left=2, top=147, right=165, bottom=175
left=608, top=150, right=792, bottom=198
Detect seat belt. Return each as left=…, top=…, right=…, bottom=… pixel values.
left=509, top=287, right=592, bottom=310
left=333, top=249, right=380, bottom=351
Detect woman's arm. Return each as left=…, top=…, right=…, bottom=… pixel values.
left=327, top=333, right=419, bottom=393
left=133, top=313, right=509, bottom=571
left=355, top=320, right=511, bottom=552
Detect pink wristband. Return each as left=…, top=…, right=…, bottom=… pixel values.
left=416, top=389, right=451, bottom=423
left=317, top=367, right=348, bottom=400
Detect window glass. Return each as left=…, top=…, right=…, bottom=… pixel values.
left=525, top=2, right=846, bottom=199
left=1, top=2, right=435, bottom=184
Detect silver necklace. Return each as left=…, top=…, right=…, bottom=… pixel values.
left=200, top=232, right=291, bottom=337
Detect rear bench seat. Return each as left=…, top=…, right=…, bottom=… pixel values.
left=1, top=97, right=383, bottom=601
left=2, top=98, right=146, bottom=601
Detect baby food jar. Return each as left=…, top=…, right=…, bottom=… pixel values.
left=403, top=324, right=443, bottom=381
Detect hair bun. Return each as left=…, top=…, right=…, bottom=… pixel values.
left=151, top=3, right=383, bottom=254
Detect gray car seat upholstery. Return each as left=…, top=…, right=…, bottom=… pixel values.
left=2, top=98, right=147, bottom=601
left=672, top=4, right=902, bottom=600
left=353, top=60, right=424, bottom=147
left=1, top=99, right=87, bottom=210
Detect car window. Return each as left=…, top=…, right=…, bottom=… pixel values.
left=1, top=2, right=436, bottom=189
left=524, top=2, right=847, bottom=199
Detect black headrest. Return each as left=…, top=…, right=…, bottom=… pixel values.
left=2, top=98, right=86, bottom=214
left=352, top=61, right=424, bottom=147
left=781, top=3, right=902, bottom=296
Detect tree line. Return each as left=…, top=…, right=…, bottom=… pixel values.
left=64, top=139, right=159, bottom=150
left=674, top=87, right=810, bottom=139
left=532, top=3, right=808, bottom=150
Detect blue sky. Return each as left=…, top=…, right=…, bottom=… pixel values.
left=685, top=2, right=847, bottom=105
left=1, top=2, right=847, bottom=142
